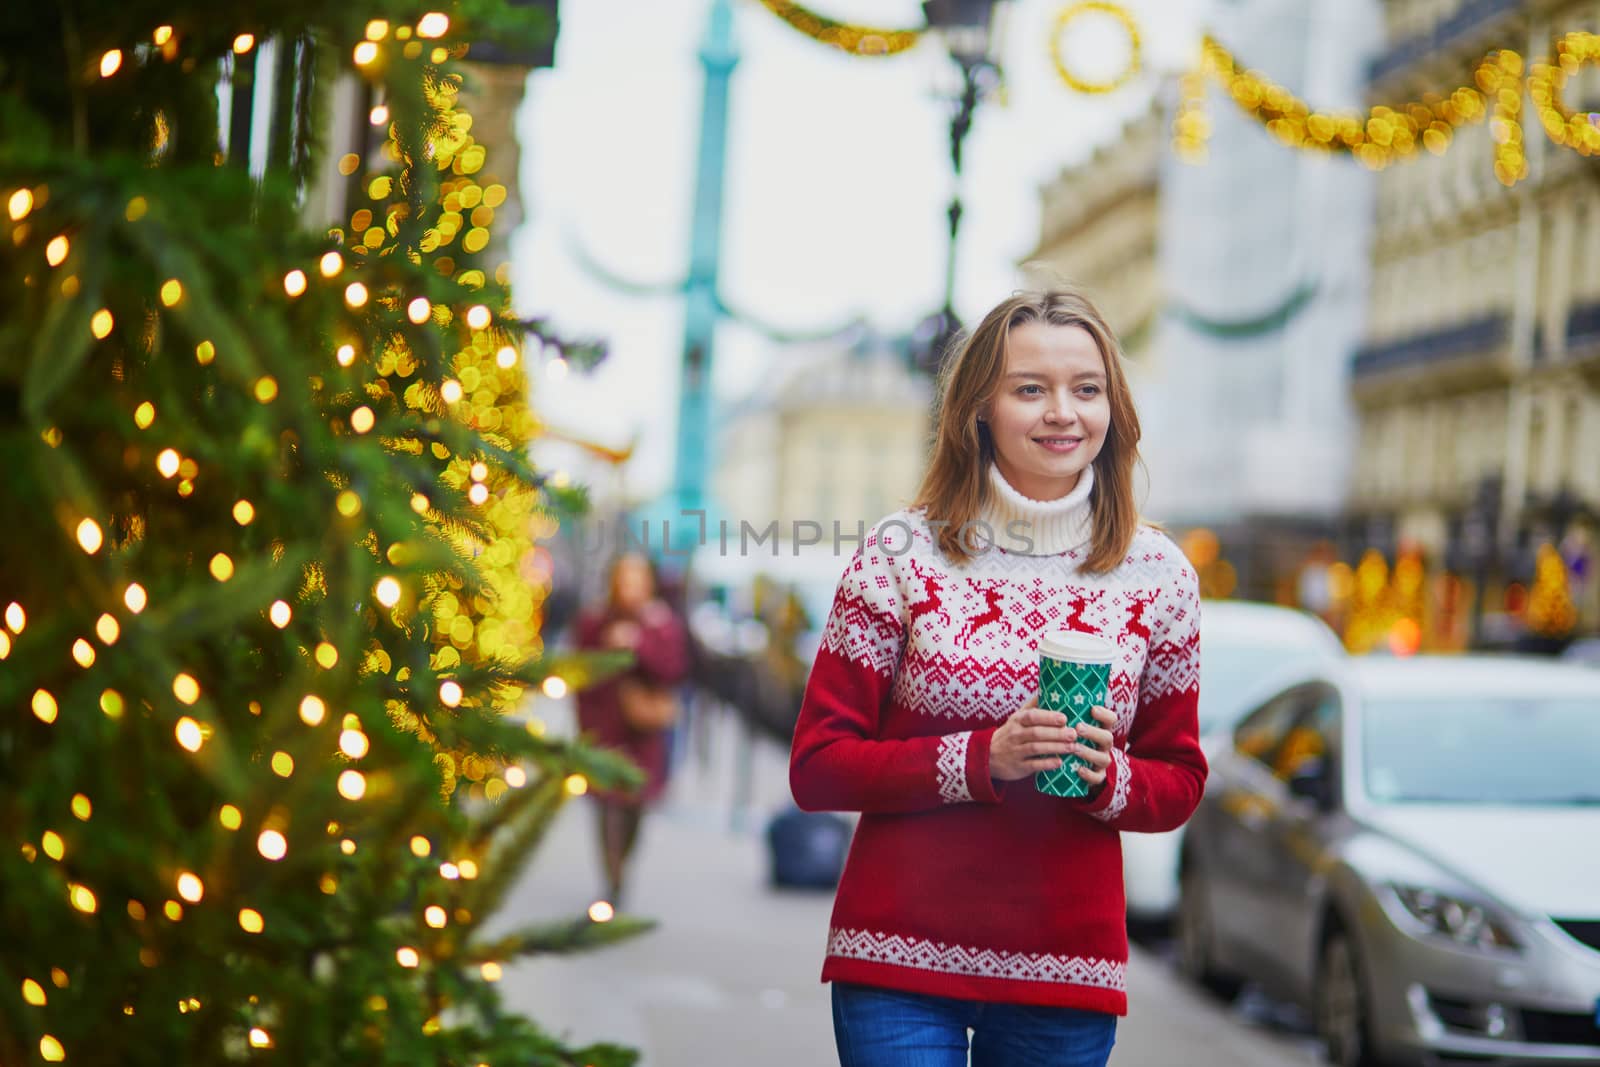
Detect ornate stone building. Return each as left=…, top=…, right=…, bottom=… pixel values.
left=1350, top=0, right=1600, bottom=633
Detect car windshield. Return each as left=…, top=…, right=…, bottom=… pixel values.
left=1363, top=697, right=1600, bottom=805
left=1198, top=642, right=1326, bottom=733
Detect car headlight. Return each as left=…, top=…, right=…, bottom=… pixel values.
left=1388, top=885, right=1520, bottom=951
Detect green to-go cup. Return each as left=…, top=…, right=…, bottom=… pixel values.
left=1034, top=630, right=1117, bottom=799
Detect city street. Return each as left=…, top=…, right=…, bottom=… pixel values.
left=493, top=699, right=1326, bottom=1066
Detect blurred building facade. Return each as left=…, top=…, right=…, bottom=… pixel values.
left=712, top=330, right=933, bottom=544
left=1025, top=0, right=1382, bottom=604
left=1350, top=0, right=1600, bottom=638
left=1023, top=99, right=1164, bottom=363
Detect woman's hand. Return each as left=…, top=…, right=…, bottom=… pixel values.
left=1070, top=705, right=1118, bottom=791
left=988, top=697, right=1079, bottom=782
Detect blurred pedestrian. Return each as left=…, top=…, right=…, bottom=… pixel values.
left=575, top=552, right=690, bottom=906
left=790, top=289, right=1207, bottom=1066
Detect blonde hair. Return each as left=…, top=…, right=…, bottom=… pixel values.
left=912, top=288, right=1143, bottom=573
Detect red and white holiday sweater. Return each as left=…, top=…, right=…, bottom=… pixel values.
left=789, top=465, right=1206, bottom=1015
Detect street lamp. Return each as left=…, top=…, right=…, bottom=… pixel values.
left=914, top=0, right=1008, bottom=374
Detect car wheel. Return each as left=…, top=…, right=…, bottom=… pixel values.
left=1317, top=929, right=1384, bottom=1067
left=1175, top=865, right=1243, bottom=1001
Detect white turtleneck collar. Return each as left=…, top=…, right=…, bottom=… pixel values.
left=977, top=463, right=1095, bottom=557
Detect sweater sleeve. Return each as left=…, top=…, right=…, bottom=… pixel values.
left=1079, top=559, right=1207, bottom=832
left=789, top=522, right=1003, bottom=814
left=633, top=603, right=690, bottom=685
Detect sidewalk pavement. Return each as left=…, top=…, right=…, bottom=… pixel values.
left=492, top=698, right=1322, bottom=1066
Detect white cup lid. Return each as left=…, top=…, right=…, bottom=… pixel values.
left=1037, top=630, right=1117, bottom=664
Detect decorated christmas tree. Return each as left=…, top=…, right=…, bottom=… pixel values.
left=1, top=3, right=645, bottom=1063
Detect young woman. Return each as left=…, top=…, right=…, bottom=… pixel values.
left=789, top=289, right=1206, bottom=1066
left=574, top=552, right=690, bottom=906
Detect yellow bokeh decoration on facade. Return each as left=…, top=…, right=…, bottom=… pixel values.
left=1525, top=543, right=1577, bottom=638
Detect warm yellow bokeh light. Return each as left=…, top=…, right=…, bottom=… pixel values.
left=75, top=518, right=103, bottom=554
left=195, top=339, right=215, bottom=364
left=90, top=308, right=114, bottom=339
left=406, top=296, right=431, bottom=323
left=257, top=830, right=287, bottom=861
left=410, top=835, right=431, bottom=857
left=123, top=583, right=147, bottom=613
left=438, top=680, right=462, bottom=707
left=339, top=730, right=369, bottom=760
left=299, top=695, right=326, bottom=726
left=176, top=872, right=203, bottom=903
left=239, top=908, right=264, bottom=933
left=71, top=794, right=92, bottom=821
left=337, top=770, right=367, bottom=800
left=32, top=690, right=58, bottom=724
left=345, top=282, right=369, bottom=307
left=458, top=859, right=479, bottom=880
left=319, top=251, right=343, bottom=277
left=373, top=576, right=402, bottom=608
left=424, top=905, right=447, bottom=928
left=209, top=553, right=234, bottom=582
left=417, top=11, right=449, bottom=37
left=271, top=751, right=294, bottom=777
left=100, top=48, right=123, bottom=77
left=353, top=40, right=379, bottom=65
left=315, top=641, right=339, bottom=668
left=175, top=717, right=203, bottom=752
left=248, top=1027, right=272, bottom=1049
left=396, top=946, right=421, bottom=968
left=133, top=401, right=156, bottom=428
left=154, top=25, right=173, bottom=45
left=440, top=379, right=463, bottom=404
left=72, top=639, right=95, bottom=668
left=41, top=831, right=64, bottom=860
left=366, top=19, right=390, bottom=40
left=156, top=448, right=180, bottom=478
left=22, top=978, right=46, bottom=1005
left=564, top=774, right=588, bottom=797
left=465, top=304, right=491, bottom=330
left=505, top=766, right=527, bottom=788
left=468, top=483, right=489, bottom=506
left=269, top=599, right=292, bottom=628
left=283, top=269, right=307, bottom=297
left=541, top=675, right=569, bottom=700
left=232, top=499, right=254, bottom=525
left=69, top=884, right=97, bottom=914
left=5, top=602, right=24, bottom=632
left=7, top=188, right=33, bottom=221
left=46, top=235, right=69, bottom=266
left=100, top=689, right=123, bottom=718
left=350, top=405, right=375, bottom=434
left=254, top=376, right=278, bottom=403
left=439, top=862, right=460, bottom=880
left=369, top=104, right=390, bottom=126
left=158, top=278, right=184, bottom=306
left=496, top=345, right=517, bottom=368
left=172, top=673, right=200, bottom=705
left=589, top=900, right=615, bottom=923
left=480, top=961, right=503, bottom=982
left=95, top=613, right=120, bottom=644
left=469, top=462, right=489, bottom=482
left=40, top=1035, right=65, bottom=1061
left=233, top=33, right=255, bottom=54
left=336, top=343, right=356, bottom=366
left=219, top=805, right=242, bottom=830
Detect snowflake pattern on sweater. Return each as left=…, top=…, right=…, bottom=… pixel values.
left=790, top=501, right=1205, bottom=1015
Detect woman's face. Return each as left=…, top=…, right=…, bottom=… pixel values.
left=610, top=555, right=655, bottom=613
left=982, top=322, right=1110, bottom=501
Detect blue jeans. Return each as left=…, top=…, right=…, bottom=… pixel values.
left=832, top=982, right=1117, bottom=1067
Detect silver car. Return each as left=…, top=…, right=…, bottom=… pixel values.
left=1122, top=600, right=1345, bottom=924
left=1176, top=656, right=1600, bottom=1066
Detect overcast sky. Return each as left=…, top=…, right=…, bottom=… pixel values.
left=512, top=0, right=1207, bottom=499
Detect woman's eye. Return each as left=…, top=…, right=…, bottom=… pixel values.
left=1076, top=386, right=1101, bottom=398
left=1018, top=384, right=1044, bottom=396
